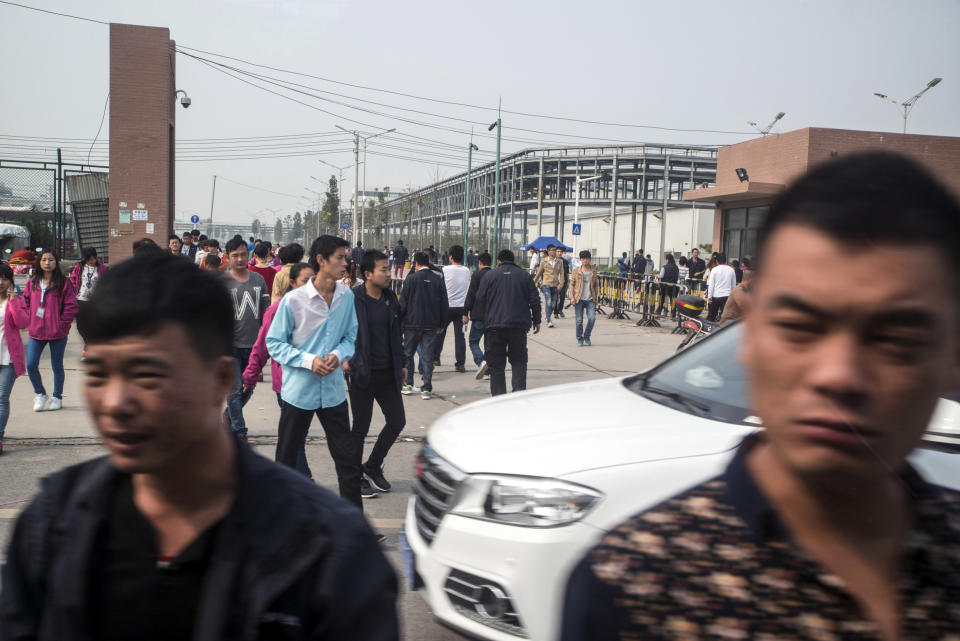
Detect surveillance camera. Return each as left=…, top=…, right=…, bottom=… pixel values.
left=180, top=96, right=191, bottom=108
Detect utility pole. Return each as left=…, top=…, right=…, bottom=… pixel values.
left=336, top=125, right=361, bottom=245
left=488, top=104, right=502, bottom=258
left=465, top=139, right=478, bottom=251
left=208, top=174, right=217, bottom=237
left=360, top=128, right=395, bottom=247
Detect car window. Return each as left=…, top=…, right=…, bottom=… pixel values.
left=624, top=324, right=753, bottom=424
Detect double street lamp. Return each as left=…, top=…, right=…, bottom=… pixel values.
left=488, top=117, right=502, bottom=258
left=464, top=141, right=479, bottom=251
left=874, top=77, right=943, bottom=134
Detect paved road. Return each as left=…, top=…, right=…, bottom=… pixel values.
left=0, top=309, right=682, bottom=640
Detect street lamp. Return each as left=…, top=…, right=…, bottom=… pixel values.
left=464, top=141, right=478, bottom=251
left=360, top=128, right=396, bottom=248
left=336, top=125, right=395, bottom=248
left=572, top=172, right=609, bottom=257
left=874, top=77, right=943, bottom=133
left=746, top=112, right=785, bottom=136
left=488, top=117, right=502, bottom=258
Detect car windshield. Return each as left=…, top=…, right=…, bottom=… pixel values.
left=624, top=323, right=753, bottom=424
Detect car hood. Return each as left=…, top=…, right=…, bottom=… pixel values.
left=428, top=376, right=754, bottom=478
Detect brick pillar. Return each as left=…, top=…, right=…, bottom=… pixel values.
left=108, top=23, right=175, bottom=263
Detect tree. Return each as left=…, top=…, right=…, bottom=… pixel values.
left=291, top=211, right=304, bottom=244
left=321, top=175, right=340, bottom=233
left=274, top=217, right=284, bottom=243
left=20, top=206, right=54, bottom=249
left=251, top=218, right=261, bottom=237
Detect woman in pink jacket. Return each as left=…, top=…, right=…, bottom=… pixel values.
left=0, top=263, right=29, bottom=454
left=22, top=249, right=78, bottom=412
left=242, top=262, right=314, bottom=475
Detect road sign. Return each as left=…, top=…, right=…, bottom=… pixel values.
left=190, top=214, right=200, bottom=224
left=572, top=223, right=582, bottom=236
left=341, top=221, right=351, bottom=230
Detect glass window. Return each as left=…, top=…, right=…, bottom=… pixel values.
left=724, top=230, right=742, bottom=262
left=747, top=206, right=768, bottom=229
left=724, top=207, right=747, bottom=229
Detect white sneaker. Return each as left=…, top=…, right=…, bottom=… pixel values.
left=476, top=361, right=488, bottom=380
left=33, top=394, right=48, bottom=412
left=48, top=397, right=62, bottom=411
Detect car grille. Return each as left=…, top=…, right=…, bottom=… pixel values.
left=413, top=443, right=465, bottom=545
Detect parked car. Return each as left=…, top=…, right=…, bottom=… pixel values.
left=402, top=323, right=960, bottom=641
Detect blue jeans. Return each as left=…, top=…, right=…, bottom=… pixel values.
left=226, top=347, right=252, bottom=437
left=0, top=364, right=16, bottom=439
left=575, top=299, right=596, bottom=341
left=26, top=337, right=67, bottom=399
left=469, top=320, right=486, bottom=366
left=540, top=286, right=557, bottom=322
left=404, top=329, right=439, bottom=392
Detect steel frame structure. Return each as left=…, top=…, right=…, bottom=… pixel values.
left=380, top=143, right=717, bottom=265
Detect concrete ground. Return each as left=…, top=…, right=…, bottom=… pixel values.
left=0, top=307, right=682, bottom=640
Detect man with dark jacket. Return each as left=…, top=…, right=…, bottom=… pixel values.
left=392, top=240, right=408, bottom=278
left=475, top=249, right=541, bottom=396
left=350, top=241, right=365, bottom=267
left=462, top=252, right=492, bottom=378
left=657, top=253, right=680, bottom=317
left=344, top=250, right=406, bottom=497
left=1, top=252, right=397, bottom=641
left=630, top=249, right=646, bottom=278
left=399, top=251, right=448, bottom=400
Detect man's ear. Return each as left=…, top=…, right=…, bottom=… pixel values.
left=214, top=355, right=235, bottom=407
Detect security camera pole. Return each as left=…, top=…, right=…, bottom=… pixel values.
left=874, top=77, right=943, bottom=134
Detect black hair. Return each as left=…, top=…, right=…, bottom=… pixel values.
left=716, top=252, right=727, bottom=265
left=182, top=230, right=192, bottom=238
left=579, top=250, right=591, bottom=259
left=759, top=153, right=960, bottom=278
left=0, top=263, right=13, bottom=282
left=413, top=251, right=430, bottom=267
left=191, top=229, right=200, bottom=236
left=449, top=245, right=464, bottom=263
left=308, top=235, right=349, bottom=272
left=665, top=254, right=676, bottom=264
left=622, top=252, right=627, bottom=257
left=132, top=238, right=156, bottom=251
left=253, top=243, right=269, bottom=259
left=198, top=234, right=207, bottom=242
left=204, top=254, right=221, bottom=269
left=82, top=247, right=99, bottom=263
left=741, top=256, right=752, bottom=269
left=478, top=252, right=492, bottom=266
left=278, top=243, right=304, bottom=264
left=225, top=238, right=247, bottom=255
left=361, top=249, right=388, bottom=279
left=134, top=242, right=164, bottom=257
left=497, top=249, right=514, bottom=263
left=546, top=244, right=556, bottom=250
left=249, top=236, right=255, bottom=242
left=679, top=256, right=688, bottom=266
left=397, top=239, right=403, bottom=245
left=78, top=252, right=233, bottom=359
left=289, top=262, right=313, bottom=284
left=205, top=238, right=219, bottom=249
left=168, top=234, right=181, bottom=244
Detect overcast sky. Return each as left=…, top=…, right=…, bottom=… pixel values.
left=2, top=0, right=957, bottom=226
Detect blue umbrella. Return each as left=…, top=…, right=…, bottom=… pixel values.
left=517, top=236, right=573, bottom=252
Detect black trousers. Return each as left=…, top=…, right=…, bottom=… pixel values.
left=436, top=307, right=466, bottom=367
left=484, top=327, right=528, bottom=396
left=349, top=368, right=406, bottom=471
left=276, top=400, right=361, bottom=510
left=707, top=296, right=729, bottom=322
left=555, top=285, right=568, bottom=315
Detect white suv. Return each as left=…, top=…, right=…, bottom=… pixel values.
left=402, top=324, right=960, bottom=641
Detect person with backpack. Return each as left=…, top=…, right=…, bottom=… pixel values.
left=22, top=249, right=78, bottom=412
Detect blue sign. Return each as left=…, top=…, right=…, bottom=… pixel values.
left=190, top=214, right=200, bottom=224
left=341, top=221, right=351, bottom=230
left=572, top=223, right=582, bottom=236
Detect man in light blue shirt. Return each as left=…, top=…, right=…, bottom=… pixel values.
left=267, top=235, right=362, bottom=507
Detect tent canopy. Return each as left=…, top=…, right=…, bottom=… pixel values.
left=518, top=236, right=573, bottom=252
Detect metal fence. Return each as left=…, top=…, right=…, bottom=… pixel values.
left=0, top=156, right=108, bottom=261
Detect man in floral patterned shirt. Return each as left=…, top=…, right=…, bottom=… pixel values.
left=562, top=153, right=960, bottom=641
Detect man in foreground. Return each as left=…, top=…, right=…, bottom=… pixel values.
left=476, top=249, right=541, bottom=396
left=399, top=251, right=448, bottom=400
left=1, top=252, right=397, bottom=640
left=562, top=152, right=960, bottom=639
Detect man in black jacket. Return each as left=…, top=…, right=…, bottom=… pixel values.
left=1, top=252, right=397, bottom=641
left=344, top=250, right=406, bottom=495
left=475, top=249, right=541, bottom=396
left=350, top=241, right=365, bottom=267
left=398, top=251, right=448, bottom=400
left=392, top=240, right=408, bottom=278
left=657, top=253, right=680, bottom=318
left=462, top=252, right=492, bottom=378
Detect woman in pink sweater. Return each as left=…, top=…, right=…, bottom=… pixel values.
left=22, top=249, right=78, bottom=412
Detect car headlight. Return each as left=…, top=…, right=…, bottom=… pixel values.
left=449, top=475, right=603, bottom=527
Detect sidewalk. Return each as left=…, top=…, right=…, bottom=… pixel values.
left=4, top=312, right=682, bottom=443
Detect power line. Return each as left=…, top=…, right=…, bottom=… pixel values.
left=177, top=44, right=751, bottom=135
left=215, top=176, right=304, bottom=198
left=0, top=0, right=107, bottom=25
